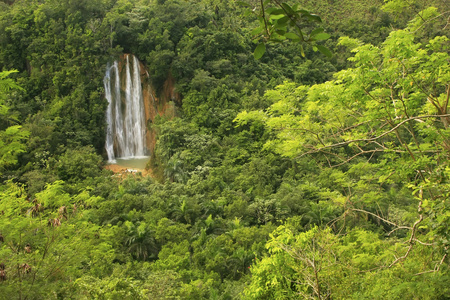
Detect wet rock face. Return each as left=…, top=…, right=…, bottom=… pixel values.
left=138, top=56, right=180, bottom=155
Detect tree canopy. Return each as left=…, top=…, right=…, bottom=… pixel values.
left=0, top=0, right=448, bottom=298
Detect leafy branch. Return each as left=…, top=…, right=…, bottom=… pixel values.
left=238, top=0, right=332, bottom=59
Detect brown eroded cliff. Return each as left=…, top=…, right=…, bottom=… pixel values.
left=116, top=54, right=180, bottom=156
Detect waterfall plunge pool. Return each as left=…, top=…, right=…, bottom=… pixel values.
left=107, top=156, right=150, bottom=171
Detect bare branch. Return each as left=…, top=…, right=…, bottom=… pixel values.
left=327, top=149, right=384, bottom=168
left=388, top=244, right=414, bottom=268
left=414, top=253, right=448, bottom=276
left=412, top=238, right=435, bottom=246
left=293, top=114, right=450, bottom=159
left=357, top=265, right=385, bottom=273
left=387, top=226, right=412, bottom=236
left=260, top=0, right=270, bottom=38
left=388, top=199, right=424, bottom=268
left=351, top=208, right=411, bottom=229
left=412, top=10, right=450, bottom=33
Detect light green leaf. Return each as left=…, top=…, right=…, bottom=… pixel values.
left=254, top=43, right=266, bottom=59
left=285, top=32, right=300, bottom=41
left=312, top=32, right=330, bottom=41
left=251, top=26, right=265, bottom=36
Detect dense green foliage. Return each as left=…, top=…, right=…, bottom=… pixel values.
left=0, top=0, right=449, bottom=298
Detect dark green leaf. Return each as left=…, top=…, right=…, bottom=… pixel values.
left=276, top=16, right=290, bottom=26
left=267, top=8, right=284, bottom=15
left=297, top=9, right=310, bottom=15
left=266, top=7, right=277, bottom=14
left=307, top=14, right=322, bottom=23
left=270, top=8, right=285, bottom=15
left=296, top=29, right=304, bottom=41
left=316, top=45, right=332, bottom=57
left=281, top=3, right=294, bottom=15
left=310, top=28, right=324, bottom=36
left=236, top=1, right=252, bottom=7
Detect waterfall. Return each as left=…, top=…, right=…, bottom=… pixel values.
left=104, top=55, right=147, bottom=162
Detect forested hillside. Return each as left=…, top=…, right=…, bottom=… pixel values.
left=0, top=0, right=449, bottom=298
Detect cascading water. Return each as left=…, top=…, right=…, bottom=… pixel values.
left=104, top=55, right=147, bottom=163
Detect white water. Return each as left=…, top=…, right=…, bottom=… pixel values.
left=104, top=55, right=148, bottom=162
